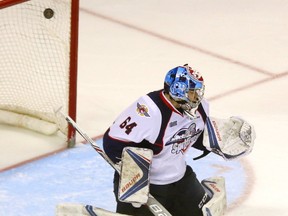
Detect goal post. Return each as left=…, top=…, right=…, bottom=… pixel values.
left=68, top=0, right=79, bottom=147
left=0, top=0, right=79, bottom=147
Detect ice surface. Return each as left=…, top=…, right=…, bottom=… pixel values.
left=1, top=0, right=288, bottom=215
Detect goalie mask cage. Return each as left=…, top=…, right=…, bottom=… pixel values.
left=0, top=0, right=79, bottom=147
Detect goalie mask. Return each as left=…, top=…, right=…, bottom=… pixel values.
left=164, top=64, right=205, bottom=118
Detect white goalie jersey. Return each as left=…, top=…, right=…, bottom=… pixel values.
left=103, top=90, right=209, bottom=185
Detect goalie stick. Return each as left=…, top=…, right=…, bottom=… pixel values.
left=55, top=108, right=172, bottom=216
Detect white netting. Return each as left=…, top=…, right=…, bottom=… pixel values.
left=0, top=0, right=74, bottom=134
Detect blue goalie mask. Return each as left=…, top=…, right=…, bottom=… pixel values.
left=164, top=64, right=205, bottom=117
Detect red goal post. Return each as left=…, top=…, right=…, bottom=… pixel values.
left=0, top=0, right=79, bottom=147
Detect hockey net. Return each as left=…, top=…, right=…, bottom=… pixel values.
left=0, top=0, right=79, bottom=146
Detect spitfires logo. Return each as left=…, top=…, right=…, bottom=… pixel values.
left=136, top=103, right=150, bottom=117
left=166, top=123, right=202, bottom=154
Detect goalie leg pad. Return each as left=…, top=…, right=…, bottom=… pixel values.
left=201, top=176, right=227, bottom=216
left=118, top=147, right=153, bottom=205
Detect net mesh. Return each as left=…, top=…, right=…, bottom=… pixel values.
left=0, top=0, right=73, bottom=134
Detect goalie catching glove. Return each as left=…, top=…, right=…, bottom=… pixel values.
left=203, top=116, right=256, bottom=160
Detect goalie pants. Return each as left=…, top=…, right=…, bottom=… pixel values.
left=113, top=165, right=210, bottom=216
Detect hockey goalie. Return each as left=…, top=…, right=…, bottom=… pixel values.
left=56, top=64, right=255, bottom=216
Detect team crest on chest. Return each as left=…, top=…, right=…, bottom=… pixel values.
left=136, top=103, right=150, bottom=117
left=165, top=123, right=202, bottom=154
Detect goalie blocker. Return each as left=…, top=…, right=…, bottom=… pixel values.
left=118, top=147, right=153, bottom=205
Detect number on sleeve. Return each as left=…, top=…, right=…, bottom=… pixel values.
left=119, top=117, right=137, bottom=135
